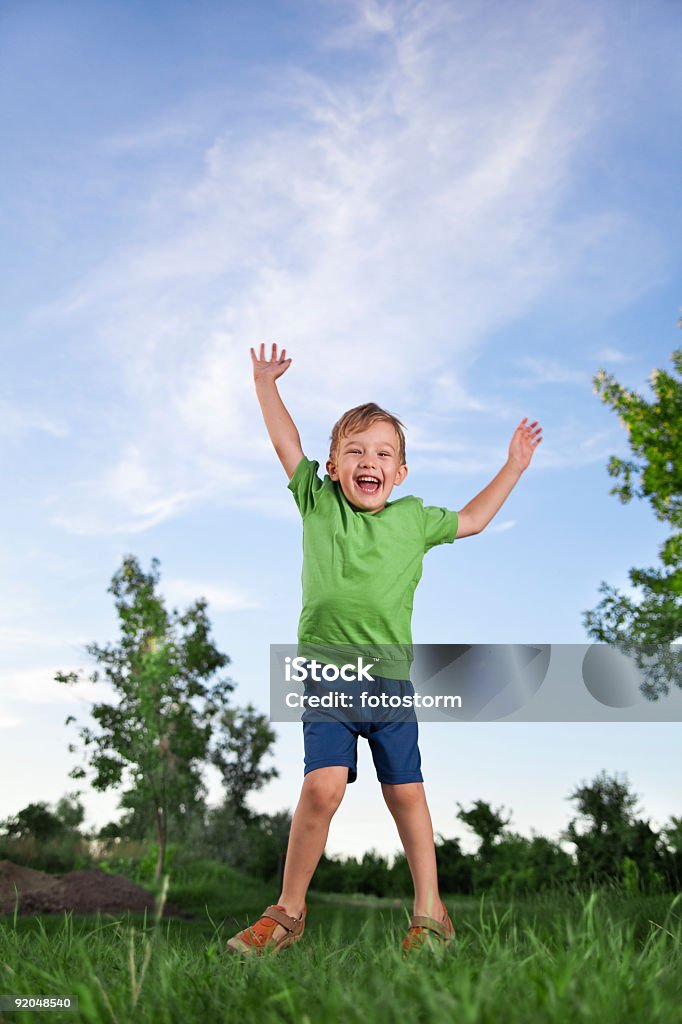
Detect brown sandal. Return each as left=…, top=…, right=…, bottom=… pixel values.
left=226, top=903, right=306, bottom=956
left=402, top=900, right=455, bottom=956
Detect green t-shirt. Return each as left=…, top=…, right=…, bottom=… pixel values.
left=287, top=455, right=459, bottom=680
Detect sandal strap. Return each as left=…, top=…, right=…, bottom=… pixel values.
left=408, top=914, right=448, bottom=939
left=261, top=905, right=304, bottom=934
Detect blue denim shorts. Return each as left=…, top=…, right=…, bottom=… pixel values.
left=299, top=661, right=423, bottom=786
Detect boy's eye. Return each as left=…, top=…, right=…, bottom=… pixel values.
left=347, top=450, right=391, bottom=456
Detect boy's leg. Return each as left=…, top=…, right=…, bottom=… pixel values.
left=381, top=780, right=443, bottom=921
left=226, top=702, right=358, bottom=950
left=263, top=765, right=348, bottom=944
left=366, top=707, right=445, bottom=922
left=278, top=765, right=348, bottom=913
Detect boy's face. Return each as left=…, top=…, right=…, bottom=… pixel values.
left=326, top=420, right=408, bottom=514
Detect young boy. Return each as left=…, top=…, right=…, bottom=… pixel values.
left=226, top=342, right=542, bottom=957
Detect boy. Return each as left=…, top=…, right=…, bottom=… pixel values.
left=226, top=342, right=542, bottom=956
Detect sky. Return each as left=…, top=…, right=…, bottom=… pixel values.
left=1, top=0, right=681, bottom=862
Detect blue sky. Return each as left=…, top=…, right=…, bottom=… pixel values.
left=1, top=0, right=681, bottom=860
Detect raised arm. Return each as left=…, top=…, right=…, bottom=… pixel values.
left=250, top=343, right=305, bottom=480
left=456, top=417, right=542, bottom=537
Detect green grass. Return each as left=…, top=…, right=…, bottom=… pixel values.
left=0, top=877, right=680, bottom=1023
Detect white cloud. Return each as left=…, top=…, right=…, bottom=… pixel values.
left=524, top=428, right=615, bottom=470
left=1, top=666, right=109, bottom=706
left=595, top=347, right=633, bottom=364
left=416, top=454, right=511, bottom=475
left=489, top=519, right=516, bottom=533
left=511, top=356, right=591, bottom=386
left=101, top=120, right=197, bottom=154
left=0, top=627, right=89, bottom=653
left=428, top=374, right=494, bottom=413
left=0, top=714, right=22, bottom=729
left=322, top=0, right=399, bottom=47
left=30, top=0, right=650, bottom=532
left=46, top=440, right=206, bottom=536
left=416, top=420, right=617, bottom=474
left=0, top=400, right=69, bottom=439
left=162, top=578, right=263, bottom=612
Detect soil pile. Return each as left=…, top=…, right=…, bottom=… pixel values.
left=0, top=860, right=188, bottom=917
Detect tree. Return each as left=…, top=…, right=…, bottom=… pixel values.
left=210, top=704, right=278, bottom=820
left=54, top=792, right=85, bottom=831
left=202, top=803, right=292, bottom=880
left=477, top=832, right=575, bottom=894
left=562, top=770, right=668, bottom=889
left=56, top=555, right=235, bottom=879
left=660, top=815, right=682, bottom=891
left=564, top=771, right=636, bottom=885
left=583, top=345, right=682, bottom=698
left=662, top=814, right=682, bottom=855
left=0, top=802, right=65, bottom=841
left=456, top=799, right=511, bottom=856
left=434, top=836, right=474, bottom=894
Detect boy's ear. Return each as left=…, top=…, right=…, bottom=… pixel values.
left=394, top=464, right=408, bottom=486
left=326, top=459, right=338, bottom=480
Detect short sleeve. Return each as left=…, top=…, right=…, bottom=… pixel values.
left=287, top=456, right=325, bottom=519
left=422, top=503, right=459, bottom=552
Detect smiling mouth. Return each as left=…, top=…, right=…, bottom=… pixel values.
left=355, top=475, right=381, bottom=495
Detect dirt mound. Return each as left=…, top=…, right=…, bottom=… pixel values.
left=0, top=860, right=188, bottom=917
left=0, top=860, right=66, bottom=914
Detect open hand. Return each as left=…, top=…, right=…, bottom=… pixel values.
left=508, top=417, right=542, bottom=472
left=250, top=342, right=292, bottom=383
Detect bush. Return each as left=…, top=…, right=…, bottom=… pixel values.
left=97, top=841, right=178, bottom=885
left=162, top=858, right=270, bottom=919
left=312, top=849, right=402, bottom=897
left=436, top=838, right=474, bottom=895
left=0, top=834, right=95, bottom=873
left=196, top=804, right=292, bottom=882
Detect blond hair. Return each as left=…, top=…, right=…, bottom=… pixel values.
left=329, top=402, right=407, bottom=465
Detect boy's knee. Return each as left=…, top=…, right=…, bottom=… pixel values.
left=303, top=768, right=347, bottom=815
left=381, top=781, right=424, bottom=807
